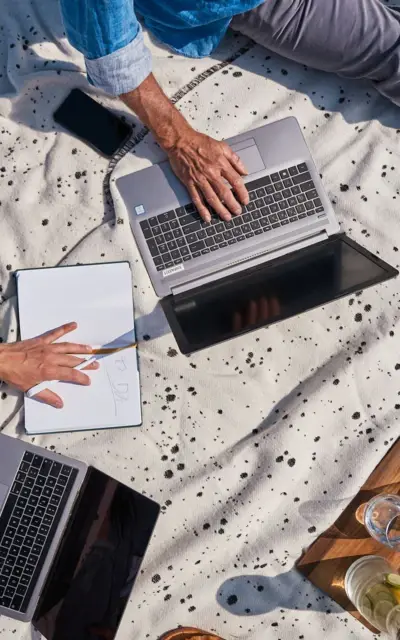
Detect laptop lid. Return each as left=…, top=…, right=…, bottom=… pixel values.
left=33, top=467, right=159, bottom=640
left=161, top=234, right=398, bottom=354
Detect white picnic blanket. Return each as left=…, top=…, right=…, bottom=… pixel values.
left=1, top=1, right=400, bottom=639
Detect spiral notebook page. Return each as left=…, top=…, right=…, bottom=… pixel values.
left=16, top=262, right=141, bottom=434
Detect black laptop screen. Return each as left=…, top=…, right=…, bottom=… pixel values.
left=33, top=468, right=159, bottom=640
left=161, top=235, right=397, bottom=354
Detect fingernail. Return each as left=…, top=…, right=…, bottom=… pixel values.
left=86, top=345, right=93, bottom=352
left=205, top=215, right=211, bottom=223
left=225, top=214, right=232, bottom=221
left=93, top=361, right=100, bottom=369
left=55, top=401, right=63, bottom=409
left=235, top=207, right=242, bottom=215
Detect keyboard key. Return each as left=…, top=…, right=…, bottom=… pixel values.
left=260, top=207, right=269, bottom=217
left=242, top=213, right=251, bottom=224
left=24, top=478, right=34, bottom=489
left=279, top=200, right=287, bottom=211
left=242, top=224, right=251, bottom=234
left=232, top=227, right=243, bottom=238
left=148, top=218, right=158, bottom=228
left=45, top=505, right=56, bottom=517
left=283, top=179, right=293, bottom=188
left=246, top=201, right=256, bottom=212
left=189, top=241, right=205, bottom=253
left=185, top=203, right=196, bottom=213
left=170, top=249, right=180, bottom=260
left=27, top=554, right=39, bottom=566
left=255, top=199, right=264, bottom=209
left=32, top=486, right=41, bottom=497
left=16, top=472, right=26, bottom=484
left=9, top=517, right=19, bottom=529
left=291, top=185, right=301, bottom=195
left=223, top=230, right=233, bottom=240
left=256, top=188, right=266, bottom=197
left=306, top=189, right=318, bottom=200
left=214, top=234, right=223, bottom=244
left=269, top=214, right=279, bottom=224
left=313, top=198, right=322, bottom=208
left=248, top=191, right=257, bottom=202
left=282, top=189, right=291, bottom=199
left=173, top=228, right=183, bottom=239
left=180, top=214, right=200, bottom=229
left=16, top=585, right=27, bottom=597
left=20, top=462, right=30, bottom=474
left=288, top=166, right=298, bottom=176
left=205, top=237, right=215, bottom=247
left=35, top=476, right=45, bottom=487
left=297, top=162, right=308, bottom=173
left=228, top=239, right=237, bottom=245
left=20, top=574, right=30, bottom=586
left=273, top=192, right=283, bottom=202
left=272, top=223, right=281, bottom=229
left=170, top=220, right=179, bottom=230
left=296, top=204, right=306, bottom=214
left=300, top=181, right=315, bottom=193
left=206, top=226, right=216, bottom=237
left=288, top=197, right=297, bottom=207
left=290, top=216, right=298, bottom=222
left=316, top=207, right=325, bottom=214
left=271, top=172, right=280, bottom=182
left=2, top=538, right=11, bottom=549
left=157, top=210, right=176, bottom=224
left=197, top=229, right=206, bottom=240
left=210, top=245, right=220, bottom=251
left=274, top=182, right=283, bottom=192
left=297, top=193, right=307, bottom=203
left=180, top=247, right=190, bottom=258
left=3, top=565, right=12, bottom=574
left=279, top=169, right=289, bottom=179
left=0, top=577, right=7, bottom=587
left=23, top=452, right=33, bottom=463
left=176, top=206, right=186, bottom=217
left=260, top=219, right=271, bottom=230
left=186, top=233, right=197, bottom=245
left=269, top=203, right=279, bottom=214
left=164, top=231, right=174, bottom=242
left=0, top=596, right=11, bottom=608
left=215, top=223, right=225, bottom=233
left=305, top=201, right=314, bottom=211
left=160, top=222, right=170, bottom=233
left=154, top=256, right=163, bottom=268
left=11, top=482, right=22, bottom=496
left=27, top=496, right=38, bottom=507
left=264, top=195, right=273, bottom=206
left=281, top=219, right=290, bottom=226
left=298, top=213, right=307, bottom=219
left=176, top=237, right=186, bottom=249
left=245, top=232, right=254, bottom=238
left=250, top=221, right=260, bottom=230
left=245, top=175, right=271, bottom=191
left=20, top=487, right=30, bottom=499
left=278, top=211, right=288, bottom=220
left=265, top=185, right=275, bottom=195
left=11, top=595, right=23, bottom=611
left=201, top=249, right=210, bottom=255
left=292, top=171, right=311, bottom=185
left=252, top=210, right=261, bottom=220
left=152, top=225, right=161, bottom=236
left=24, top=564, right=35, bottom=576
left=5, top=556, right=16, bottom=566
left=8, top=577, right=18, bottom=588
left=141, top=227, right=152, bottom=240
left=16, top=497, right=27, bottom=508
left=167, top=240, right=177, bottom=251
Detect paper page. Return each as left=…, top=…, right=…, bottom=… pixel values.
left=17, top=263, right=141, bottom=433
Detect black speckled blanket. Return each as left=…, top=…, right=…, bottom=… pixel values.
left=0, top=1, right=400, bottom=638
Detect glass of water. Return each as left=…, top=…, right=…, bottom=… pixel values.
left=364, top=495, right=400, bottom=550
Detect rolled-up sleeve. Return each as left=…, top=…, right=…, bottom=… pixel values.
left=59, top=0, right=152, bottom=95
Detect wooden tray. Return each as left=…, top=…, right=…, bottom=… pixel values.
left=296, top=438, right=400, bottom=632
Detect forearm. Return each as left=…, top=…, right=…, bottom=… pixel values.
left=120, top=74, right=192, bottom=151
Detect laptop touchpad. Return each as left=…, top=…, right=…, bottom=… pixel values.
left=231, top=138, right=265, bottom=175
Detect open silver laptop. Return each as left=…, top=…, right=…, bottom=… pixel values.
left=116, top=117, right=397, bottom=353
left=0, top=433, right=159, bottom=635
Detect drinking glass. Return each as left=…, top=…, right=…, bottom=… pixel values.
left=364, top=495, right=400, bottom=550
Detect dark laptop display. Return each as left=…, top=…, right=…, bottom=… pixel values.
left=162, top=234, right=398, bottom=354
left=33, top=468, right=159, bottom=640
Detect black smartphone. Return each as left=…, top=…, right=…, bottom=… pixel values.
left=53, top=88, right=133, bottom=157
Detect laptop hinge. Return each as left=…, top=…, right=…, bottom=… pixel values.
left=172, top=230, right=329, bottom=297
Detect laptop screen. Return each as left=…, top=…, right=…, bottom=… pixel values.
left=33, top=468, right=159, bottom=640
left=162, top=235, right=398, bottom=354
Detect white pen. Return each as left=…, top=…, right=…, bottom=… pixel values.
left=26, top=355, right=98, bottom=399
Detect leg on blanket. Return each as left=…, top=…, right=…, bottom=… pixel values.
left=231, top=0, right=400, bottom=107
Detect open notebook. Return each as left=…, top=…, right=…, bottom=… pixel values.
left=16, top=262, right=141, bottom=434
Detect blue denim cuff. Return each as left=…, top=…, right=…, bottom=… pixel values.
left=85, top=26, right=152, bottom=96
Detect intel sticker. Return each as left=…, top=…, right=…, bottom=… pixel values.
left=135, top=204, right=145, bottom=215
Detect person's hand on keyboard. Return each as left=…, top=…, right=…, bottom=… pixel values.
left=0, top=322, right=98, bottom=408
left=232, top=295, right=281, bottom=332
left=167, top=129, right=250, bottom=222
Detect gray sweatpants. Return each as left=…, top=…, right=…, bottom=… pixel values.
left=231, top=0, right=400, bottom=107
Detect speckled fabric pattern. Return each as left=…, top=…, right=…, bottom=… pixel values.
left=1, top=1, right=400, bottom=639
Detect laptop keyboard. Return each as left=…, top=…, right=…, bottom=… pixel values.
left=0, top=451, right=77, bottom=613
left=140, top=162, right=325, bottom=272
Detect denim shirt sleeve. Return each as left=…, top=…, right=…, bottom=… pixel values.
left=59, top=0, right=152, bottom=95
